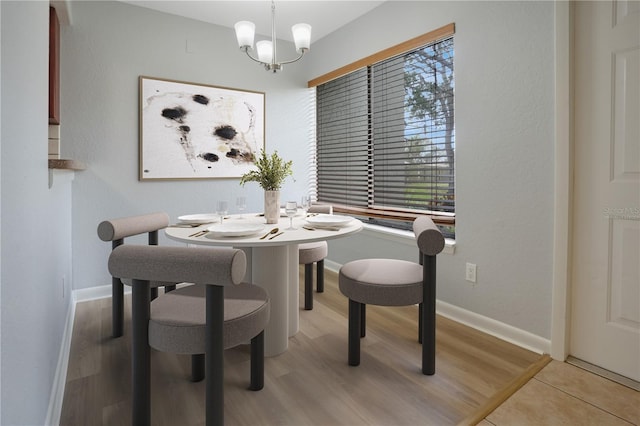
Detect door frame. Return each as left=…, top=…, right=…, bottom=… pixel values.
left=550, top=0, right=573, bottom=361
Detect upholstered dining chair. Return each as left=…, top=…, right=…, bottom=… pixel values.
left=97, top=212, right=177, bottom=338
left=298, top=204, right=332, bottom=310
left=338, top=216, right=445, bottom=375
left=108, top=245, right=270, bottom=426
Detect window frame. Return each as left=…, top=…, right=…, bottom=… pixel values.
left=309, top=23, right=456, bottom=227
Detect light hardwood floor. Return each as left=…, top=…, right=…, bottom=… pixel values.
left=60, top=268, right=637, bottom=425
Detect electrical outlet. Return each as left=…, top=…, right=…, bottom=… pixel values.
left=465, top=263, right=476, bottom=283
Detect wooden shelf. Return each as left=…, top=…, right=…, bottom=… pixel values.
left=48, top=159, right=86, bottom=171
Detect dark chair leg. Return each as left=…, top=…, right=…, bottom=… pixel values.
left=348, top=299, right=361, bottom=366
left=418, top=302, right=423, bottom=344
left=422, top=255, right=436, bottom=375
left=316, top=259, right=324, bottom=293
left=112, top=240, right=124, bottom=338
left=205, top=285, right=224, bottom=426
left=360, top=304, right=366, bottom=338
left=191, top=354, right=205, bottom=382
left=131, top=280, right=151, bottom=426
left=165, top=285, right=176, bottom=293
left=249, top=331, right=265, bottom=391
left=112, top=277, right=124, bottom=338
left=304, top=263, right=313, bottom=310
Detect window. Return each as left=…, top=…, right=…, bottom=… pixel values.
left=312, top=25, right=455, bottom=237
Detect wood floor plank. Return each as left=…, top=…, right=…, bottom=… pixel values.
left=60, top=267, right=545, bottom=425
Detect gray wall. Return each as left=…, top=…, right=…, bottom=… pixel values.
left=304, top=1, right=555, bottom=339
left=62, top=1, right=313, bottom=293
left=65, top=1, right=554, bottom=337
left=1, top=1, right=74, bottom=424
left=0, top=1, right=557, bottom=423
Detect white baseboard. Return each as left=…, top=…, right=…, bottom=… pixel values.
left=44, top=285, right=121, bottom=426
left=435, top=301, right=551, bottom=355
left=44, top=297, right=75, bottom=426
left=73, top=284, right=130, bottom=302
left=324, top=260, right=551, bottom=355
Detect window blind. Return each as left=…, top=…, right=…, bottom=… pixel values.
left=371, top=38, right=455, bottom=214
left=315, top=35, right=455, bottom=230
left=316, top=68, right=370, bottom=206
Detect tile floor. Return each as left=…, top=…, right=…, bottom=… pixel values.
left=482, top=360, right=640, bottom=425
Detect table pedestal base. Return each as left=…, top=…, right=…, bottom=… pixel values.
left=250, top=245, right=299, bottom=356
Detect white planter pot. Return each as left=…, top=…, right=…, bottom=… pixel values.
left=264, top=190, right=280, bottom=224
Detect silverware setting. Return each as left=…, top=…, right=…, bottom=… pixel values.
left=260, top=228, right=279, bottom=240
left=269, top=231, right=285, bottom=240
left=189, top=229, right=210, bottom=238
left=303, top=225, right=340, bottom=232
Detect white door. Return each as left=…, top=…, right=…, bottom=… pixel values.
left=571, top=0, right=640, bottom=381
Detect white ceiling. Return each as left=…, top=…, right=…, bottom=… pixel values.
left=119, top=1, right=385, bottom=43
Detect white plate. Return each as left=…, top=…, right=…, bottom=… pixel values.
left=206, top=222, right=265, bottom=237
left=178, top=214, right=218, bottom=224
left=306, top=214, right=353, bottom=228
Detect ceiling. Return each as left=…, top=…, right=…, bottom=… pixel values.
left=119, top=1, right=385, bottom=43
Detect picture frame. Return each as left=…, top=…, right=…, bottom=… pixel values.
left=139, top=76, right=265, bottom=180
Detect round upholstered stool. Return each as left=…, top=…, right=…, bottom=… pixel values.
left=298, top=241, right=328, bottom=310
left=339, top=259, right=423, bottom=306
left=299, top=203, right=332, bottom=310
left=337, top=216, right=445, bottom=375
left=150, top=282, right=270, bottom=389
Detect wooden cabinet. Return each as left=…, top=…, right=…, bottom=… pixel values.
left=49, top=6, right=60, bottom=124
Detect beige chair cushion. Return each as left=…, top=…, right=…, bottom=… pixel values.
left=109, top=245, right=246, bottom=286
left=97, top=212, right=169, bottom=241
left=308, top=204, right=332, bottom=214
left=149, top=283, right=270, bottom=354
left=298, top=242, right=328, bottom=265
left=413, top=216, right=445, bottom=256
left=339, top=259, right=423, bottom=306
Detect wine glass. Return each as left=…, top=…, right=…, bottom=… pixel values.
left=236, top=196, right=246, bottom=219
left=216, top=200, right=228, bottom=223
left=300, top=195, right=311, bottom=215
left=285, top=201, right=297, bottom=230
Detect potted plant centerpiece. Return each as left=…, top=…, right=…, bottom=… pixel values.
left=240, top=149, right=293, bottom=224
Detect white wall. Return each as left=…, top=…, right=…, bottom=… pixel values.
left=303, top=1, right=556, bottom=339
left=0, top=1, right=557, bottom=421
left=61, top=1, right=313, bottom=291
left=0, top=1, right=74, bottom=424
left=62, top=0, right=555, bottom=345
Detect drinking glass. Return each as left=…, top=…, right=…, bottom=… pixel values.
left=236, top=196, right=246, bottom=219
left=285, top=201, right=297, bottom=230
left=300, top=195, right=311, bottom=215
left=216, top=200, right=228, bottom=223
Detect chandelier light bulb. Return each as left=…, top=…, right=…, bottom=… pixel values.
left=256, top=40, right=274, bottom=64
left=234, top=21, right=255, bottom=49
left=234, top=1, right=311, bottom=72
left=292, top=23, right=311, bottom=52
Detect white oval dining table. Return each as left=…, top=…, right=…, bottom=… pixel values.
left=165, top=213, right=363, bottom=356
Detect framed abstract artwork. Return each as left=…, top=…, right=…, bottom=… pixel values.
left=139, top=76, right=265, bottom=180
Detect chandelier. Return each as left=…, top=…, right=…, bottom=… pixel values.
left=234, top=1, right=311, bottom=73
